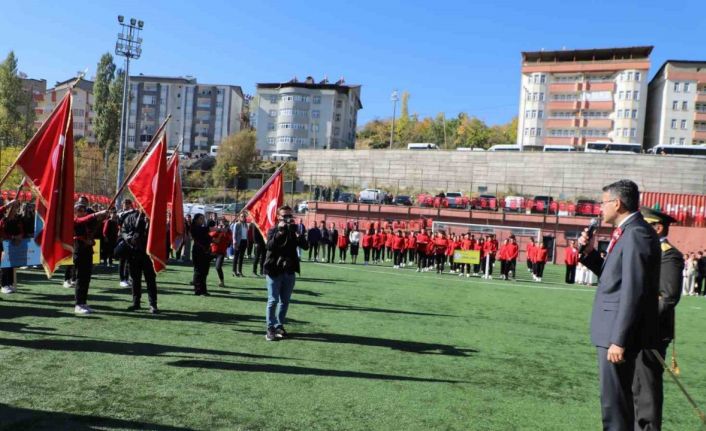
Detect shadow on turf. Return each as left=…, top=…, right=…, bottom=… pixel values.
left=167, top=359, right=466, bottom=383
left=0, top=336, right=290, bottom=361
left=0, top=403, right=195, bottom=430
left=234, top=330, right=477, bottom=357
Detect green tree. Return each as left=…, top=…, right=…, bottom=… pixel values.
left=0, top=51, right=28, bottom=146
left=93, top=53, right=121, bottom=169
left=212, top=130, right=258, bottom=187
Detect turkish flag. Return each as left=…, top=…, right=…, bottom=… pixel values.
left=166, top=151, right=184, bottom=250
left=245, top=166, right=284, bottom=237
left=16, top=91, right=74, bottom=277
left=127, top=134, right=168, bottom=272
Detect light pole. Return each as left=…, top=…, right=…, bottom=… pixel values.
left=115, top=15, right=143, bottom=202
left=389, top=89, right=399, bottom=149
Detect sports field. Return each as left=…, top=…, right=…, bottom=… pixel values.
left=0, top=261, right=704, bottom=430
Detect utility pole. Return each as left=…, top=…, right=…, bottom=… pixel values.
left=389, top=89, right=399, bottom=149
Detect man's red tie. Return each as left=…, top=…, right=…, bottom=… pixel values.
left=607, top=227, right=623, bottom=254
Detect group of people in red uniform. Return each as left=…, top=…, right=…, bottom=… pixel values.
left=356, top=227, right=530, bottom=280
left=524, top=237, right=550, bottom=282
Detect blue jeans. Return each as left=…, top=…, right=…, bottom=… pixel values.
left=266, top=272, right=296, bottom=329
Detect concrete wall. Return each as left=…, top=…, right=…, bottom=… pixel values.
left=297, top=149, right=706, bottom=199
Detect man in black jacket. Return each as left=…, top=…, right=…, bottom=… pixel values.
left=632, top=207, right=683, bottom=430
left=263, top=205, right=309, bottom=341
left=121, top=210, right=159, bottom=313
left=306, top=222, right=321, bottom=261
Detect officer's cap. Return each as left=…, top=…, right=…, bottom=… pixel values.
left=640, top=206, right=677, bottom=226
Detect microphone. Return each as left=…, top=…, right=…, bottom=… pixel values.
left=579, top=217, right=600, bottom=254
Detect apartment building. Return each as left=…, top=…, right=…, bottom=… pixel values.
left=645, top=60, right=706, bottom=148
left=254, top=77, right=362, bottom=158
left=517, top=46, right=652, bottom=150
left=127, top=75, right=245, bottom=154
left=19, top=76, right=46, bottom=131
left=36, top=77, right=96, bottom=144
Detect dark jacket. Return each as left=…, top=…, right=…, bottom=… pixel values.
left=320, top=227, right=330, bottom=244
left=190, top=223, right=211, bottom=254
left=329, top=228, right=339, bottom=248
left=307, top=227, right=321, bottom=244
left=264, top=225, right=309, bottom=276
left=657, top=239, right=683, bottom=341
left=581, top=213, right=661, bottom=351
left=120, top=211, right=149, bottom=252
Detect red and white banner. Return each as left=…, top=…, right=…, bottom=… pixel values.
left=244, top=166, right=285, bottom=236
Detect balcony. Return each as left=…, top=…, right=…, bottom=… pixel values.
left=544, top=136, right=578, bottom=146
left=547, top=100, right=580, bottom=111
left=694, top=130, right=706, bottom=141
left=694, top=112, right=706, bottom=122
left=696, top=93, right=706, bottom=103
left=581, top=119, right=613, bottom=129
left=545, top=118, right=579, bottom=128
left=548, top=83, right=578, bottom=93
left=584, top=100, right=614, bottom=111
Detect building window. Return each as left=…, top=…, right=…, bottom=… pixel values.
left=524, top=128, right=529, bottom=136
left=682, top=101, right=688, bottom=111
left=267, top=123, right=275, bottom=130
left=669, top=137, right=675, bottom=145
left=540, top=74, right=546, bottom=84
left=312, top=110, right=320, bottom=118
left=672, top=101, right=679, bottom=110
left=617, top=110, right=623, bottom=119
left=530, top=128, right=536, bottom=137
left=671, top=119, right=677, bottom=129
left=634, top=90, right=639, bottom=100
left=311, top=123, right=319, bottom=132
left=525, top=110, right=530, bottom=119
left=536, top=128, right=542, bottom=136
left=679, top=137, right=685, bottom=145
left=683, top=82, right=690, bottom=93
left=627, top=72, right=633, bottom=81
left=674, top=82, right=680, bottom=92
left=267, top=137, right=275, bottom=145
left=334, top=127, right=340, bottom=136
left=313, top=96, right=321, bottom=104
left=335, top=113, right=341, bottom=121
left=630, top=128, right=636, bottom=138
left=631, top=109, right=637, bottom=119
left=269, top=110, right=277, bottom=117
left=618, top=91, right=624, bottom=100
left=634, top=72, right=641, bottom=81
left=681, top=119, right=687, bottom=129
left=538, top=110, right=543, bottom=119
left=538, top=92, right=544, bottom=101
left=622, top=128, right=629, bottom=137
left=270, top=95, right=277, bottom=103
left=336, top=100, right=343, bottom=108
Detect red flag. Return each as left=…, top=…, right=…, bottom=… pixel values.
left=15, top=91, right=74, bottom=277
left=166, top=151, right=184, bottom=250
left=127, top=134, right=169, bottom=272
left=244, top=166, right=284, bottom=236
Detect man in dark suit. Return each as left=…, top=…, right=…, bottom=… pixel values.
left=231, top=212, right=250, bottom=277
left=631, top=207, right=683, bottom=430
left=579, top=180, right=661, bottom=431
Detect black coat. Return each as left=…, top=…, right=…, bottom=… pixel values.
left=657, top=240, right=683, bottom=341
left=264, top=226, right=308, bottom=276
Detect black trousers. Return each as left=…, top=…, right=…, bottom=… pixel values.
left=119, top=258, right=129, bottom=282
left=417, top=251, right=427, bottom=269
left=308, top=242, right=319, bottom=260
left=527, top=259, right=533, bottom=270
left=363, top=246, right=371, bottom=262
left=633, top=342, right=669, bottom=431
left=508, top=259, right=516, bottom=278
left=407, top=249, right=415, bottom=264
left=64, top=265, right=75, bottom=282
left=215, top=254, right=226, bottom=282
left=500, top=260, right=508, bottom=277
left=435, top=254, right=445, bottom=272
left=129, top=251, right=157, bottom=307
left=374, top=247, right=383, bottom=262
left=565, top=265, right=577, bottom=284
left=74, top=248, right=93, bottom=305
left=339, top=247, right=347, bottom=261
left=253, top=243, right=265, bottom=274
left=393, top=250, right=402, bottom=266
left=193, top=247, right=211, bottom=295
left=232, top=240, right=248, bottom=274
left=386, top=246, right=392, bottom=260
left=1, top=267, right=14, bottom=286
left=597, top=347, right=637, bottom=431
left=327, top=243, right=336, bottom=263
left=534, top=262, right=546, bottom=278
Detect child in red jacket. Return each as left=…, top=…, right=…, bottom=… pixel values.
left=337, top=230, right=349, bottom=263
left=392, top=230, right=406, bottom=268
left=361, top=227, right=374, bottom=265
left=533, top=242, right=548, bottom=282
left=373, top=228, right=384, bottom=264
left=432, top=231, right=449, bottom=274
left=405, top=232, right=416, bottom=268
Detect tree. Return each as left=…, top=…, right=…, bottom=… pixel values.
left=93, top=54, right=121, bottom=168
left=212, top=130, right=258, bottom=187
left=0, top=51, right=29, bottom=146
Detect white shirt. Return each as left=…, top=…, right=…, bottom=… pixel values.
left=617, top=211, right=639, bottom=229
left=240, top=223, right=248, bottom=240
left=349, top=231, right=361, bottom=244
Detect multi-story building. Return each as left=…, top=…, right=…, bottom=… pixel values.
left=254, top=77, right=362, bottom=158
left=127, top=75, right=245, bottom=154
left=19, top=76, right=46, bottom=131
left=517, top=46, right=652, bottom=150
left=36, top=77, right=96, bottom=144
left=645, top=60, right=706, bottom=148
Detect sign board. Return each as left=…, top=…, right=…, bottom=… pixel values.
left=453, top=249, right=480, bottom=265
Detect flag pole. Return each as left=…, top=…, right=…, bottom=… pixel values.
left=107, top=114, right=171, bottom=208
left=0, top=73, right=86, bottom=190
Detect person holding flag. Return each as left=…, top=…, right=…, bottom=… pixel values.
left=72, top=201, right=108, bottom=314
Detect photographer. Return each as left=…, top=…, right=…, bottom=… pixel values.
left=263, top=205, right=309, bottom=341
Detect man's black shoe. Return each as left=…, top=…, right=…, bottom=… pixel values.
left=265, top=328, right=277, bottom=341
left=275, top=326, right=288, bottom=339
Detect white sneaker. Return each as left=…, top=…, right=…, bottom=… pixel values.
left=509, top=271, right=514, bottom=279
left=458, top=273, right=463, bottom=277
left=74, top=305, right=92, bottom=314
left=1, top=286, right=15, bottom=294
left=416, top=268, right=420, bottom=272
left=119, top=281, right=129, bottom=288
left=537, top=278, right=542, bottom=282
left=466, top=274, right=471, bottom=278
left=62, top=281, right=73, bottom=288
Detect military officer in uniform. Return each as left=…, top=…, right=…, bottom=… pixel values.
left=632, top=207, right=683, bottom=430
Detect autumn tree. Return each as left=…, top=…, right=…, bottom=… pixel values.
left=212, top=130, right=259, bottom=187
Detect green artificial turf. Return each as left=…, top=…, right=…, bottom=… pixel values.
left=0, top=259, right=704, bottom=430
